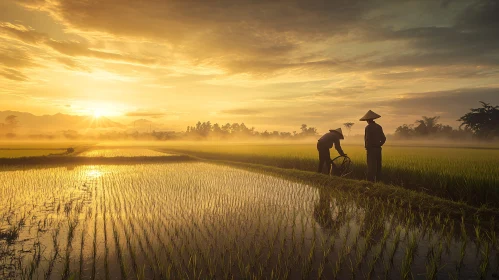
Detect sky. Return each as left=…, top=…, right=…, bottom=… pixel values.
left=0, top=0, right=498, bottom=134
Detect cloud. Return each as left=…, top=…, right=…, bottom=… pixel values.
left=16, top=0, right=46, bottom=8
left=1, top=21, right=157, bottom=68
left=124, top=111, right=166, bottom=118
left=220, top=109, right=263, bottom=115
left=3, top=0, right=499, bottom=134
left=0, top=22, right=48, bottom=44
left=0, top=47, right=36, bottom=68
left=368, top=67, right=499, bottom=81
left=56, top=56, right=90, bottom=72
left=0, top=68, right=28, bottom=81
left=18, top=0, right=374, bottom=75
left=0, top=47, right=36, bottom=81
left=375, top=87, right=499, bottom=118
left=46, top=39, right=156, bottom=65
left=10, top=0, right=498, bottom=78
left=49, top=0, right=369, bottom=40
left=366, top=0, right=499, bottom=69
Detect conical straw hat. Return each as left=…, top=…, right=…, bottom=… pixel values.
left=359, top=110, right=381, bottom=121
left=329, top=128, right=344, bottom=139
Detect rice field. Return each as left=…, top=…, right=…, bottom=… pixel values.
left=0, top=150, right=65, bottom=158
left=77, top=148, right=171, bottom=157
left=0, top=142, right=94, bottom=158
left=157, top=143, right=499, bottom=207
left=1, top=155, right=498, bottom=279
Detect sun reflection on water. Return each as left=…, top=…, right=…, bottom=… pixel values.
left=86, top=166, right=104, bottom=179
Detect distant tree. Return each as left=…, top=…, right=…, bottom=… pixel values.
left=62, top=130, right=80, bottom=140
left=436, top=124, right=453, bottom=136
left=5, top=115, right=18, bottom=127
left=231, top=123, right=240, bottom=134
left=414, top=116, right=440, bottom=136
left=221, top=123, right=231, bottom=134
left=299, top=124, right=317, bottom=137
left=458, top=102, right=499, bottom=139
left=4, top=115, right=19, bottom=135
left=184, top=121, right=319, bottom=140
left=343, top=122, right=354, bottom=136
left=280, top=132, right=292, bottom=138
left=394, top=124, right=414, bottom=138
left=212, top=123, right=222, bottom=135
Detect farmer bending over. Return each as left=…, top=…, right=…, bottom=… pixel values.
left=317, top=128, right=346, bottom=174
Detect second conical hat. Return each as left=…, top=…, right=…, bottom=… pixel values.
left=359, top=110, right=381, bottom=121
left=328, top=128, right=344, bottom=139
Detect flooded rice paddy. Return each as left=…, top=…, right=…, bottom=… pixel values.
left=77, top=149, right=171, bottom=157
left=1, top=156, right=498, bottom=279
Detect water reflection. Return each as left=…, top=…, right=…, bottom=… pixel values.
left=85, top=165, right=104, bottom=179
left=0, top=163, right=497, bottom=279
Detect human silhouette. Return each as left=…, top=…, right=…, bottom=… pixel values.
left=360, top=110, right=386, bottom=182
left=313, top=187, right=348, bottom=232
left=316, top=128, right=347, bottom=174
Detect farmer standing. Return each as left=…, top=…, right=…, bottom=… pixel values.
left=360, top=110, right=386, bottom=182
left=317, top=128, right=346, bottom=174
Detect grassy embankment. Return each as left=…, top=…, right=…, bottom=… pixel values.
left=156, top=143, right=499, bottom=208
left=0, top=141, right=94, bottom=158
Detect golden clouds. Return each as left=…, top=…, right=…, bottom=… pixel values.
left=0, top=22, right=47, bottom=44
left=0, top=0, right=498, bottom=133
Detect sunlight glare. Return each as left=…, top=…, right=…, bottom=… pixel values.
left=86, top=166, right=104, bottom=179
left=93, top=110, right=102, bottom=118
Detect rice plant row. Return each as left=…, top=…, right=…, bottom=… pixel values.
left=158, top=143, right=499, bottom=207
left=0, top=163, right=498, bottom=279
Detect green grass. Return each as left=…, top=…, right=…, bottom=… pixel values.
left=0, top=150, right=66, bottom=158
left=156, top=143, right=499, bottom=207
left=207, top=159, right=499, bottom=224
left=0, top=141, right=94, bottom=149
left=0, top=141, right=95, bottom=158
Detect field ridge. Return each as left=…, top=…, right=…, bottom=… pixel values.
left=195, top=157, right=499, bottom=227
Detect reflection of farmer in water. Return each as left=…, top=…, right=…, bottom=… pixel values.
left=360, top=110, right=386, bottom=182
left=313, top=187, right=384, bottom=244
left=317, top=128, right=347, bottom=174
left=313, top=187, right=339, bottom=230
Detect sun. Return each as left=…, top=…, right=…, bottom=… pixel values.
left=93, top=109, right=104, bottom=118
left=77, top=102, right=122, bottom=119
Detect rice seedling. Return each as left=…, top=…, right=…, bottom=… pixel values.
left=0, top=149, right=498, bottom=279
left=77, top=148, right=170, bottom=157
left=0, top=225, right=20, bottom=245
left=158, top=143, right=499, bottom=207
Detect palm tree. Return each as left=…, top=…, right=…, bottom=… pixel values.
left=343, top=122, right=354, bottom=136
left=415, top=116, right=440, bottom=135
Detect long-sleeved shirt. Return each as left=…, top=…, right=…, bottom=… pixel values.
left=365, top=122, right=386, bottom=149
left=318, top=132, right=345, bottom=155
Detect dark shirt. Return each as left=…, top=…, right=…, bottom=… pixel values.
left=318, top=132, right=345, bottom=155
left=365, top=122, right=386, bottom=149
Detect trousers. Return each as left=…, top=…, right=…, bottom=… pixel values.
left=366, top=147, right=382, bottom=182
left=317, top=142, right=330, bottom=173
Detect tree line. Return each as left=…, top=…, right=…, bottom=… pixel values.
left=185, top=122, right=318, bottom=139
left=394, top=102, right=498, bottom=140
left=0, top=115, right=19, bottom=138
